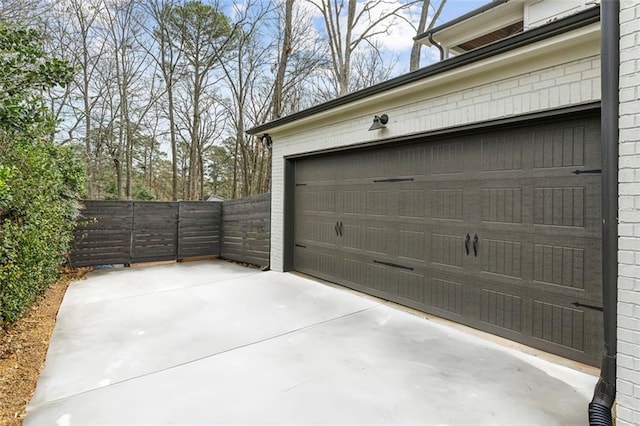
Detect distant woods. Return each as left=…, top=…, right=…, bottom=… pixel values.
left=2, top=0, right=446, bottom=201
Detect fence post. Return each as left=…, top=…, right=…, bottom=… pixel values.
left=176, top=202, right=182, bottom=262
left=125, top=201, right=134, bottom=267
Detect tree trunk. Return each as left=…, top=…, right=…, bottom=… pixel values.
left=168, top=81, right=178, bottom=200
left=198, top=142, right=204, bottom=200
left=272, top=0, right=294, bottom=119
left=410, top=0, right=446, bottom=71
left=232, top=136, right=239, bottom=198
left=82, top=34, right=93, bottom=198
left=340, top=0, right=357, bottom=96
left=189, top=66, right=201, bottom=200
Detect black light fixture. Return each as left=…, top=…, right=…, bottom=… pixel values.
left=260, top=133, right=272, bottom=151
left=368, top=114, right=389, bottom=131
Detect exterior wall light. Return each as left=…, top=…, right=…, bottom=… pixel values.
left=368, top=114, right=389, bottom=131
left=260, top=133, right=273, bottom=151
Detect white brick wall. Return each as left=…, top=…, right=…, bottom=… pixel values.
left=617, top=2, right=640, bottom=425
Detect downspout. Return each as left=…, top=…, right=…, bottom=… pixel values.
left=428, top=33, right=445, bottom=61
left=589, top=2, right=619, bottom=425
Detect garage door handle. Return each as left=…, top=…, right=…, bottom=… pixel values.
left=339, top=221, right=343, bottom=237
left=473, top=234, right=479, bottom=257
left=464, top=234, right=471, bottom=256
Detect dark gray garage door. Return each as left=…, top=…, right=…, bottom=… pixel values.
left=293, top=114, right=602, bottom=366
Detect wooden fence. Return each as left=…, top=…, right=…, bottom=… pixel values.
left=221, top=193, right=270, bottom=267
left=69, top=195, right=269, bottom=268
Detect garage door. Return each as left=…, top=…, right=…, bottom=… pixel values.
left=293, top=114, right=602, bottom=366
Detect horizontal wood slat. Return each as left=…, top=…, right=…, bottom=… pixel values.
left=70, top=195, right=270, bottom=268
left=177, top=202, right=222, bottom=259
left=221, top=193, right=271, bottom=267
left=70, top=201, right=133, bottom=267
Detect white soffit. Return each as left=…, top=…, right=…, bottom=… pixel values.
left=421, top=0, right=525, bottom=50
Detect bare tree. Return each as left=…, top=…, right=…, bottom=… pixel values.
left=164, top=1, right=236, bottom=200
left=0, top=0, right=51, bottom=26
left=271, top=0, right=293, bottom=120
left=218, top=1, right=274, bottom=197
left=9, top=0, right=445, bottom=201
left=101, top=0, right=160, bottom=199
left=50, top=0, right=109, bottom=198
left=308, top=0, right=417, bottom=96
left=143, top=0, right=182, bottom=200
left=409, top=0, right=446, bottom=71
left=351, top=39, right=396, bottom=88
left=268, top=0, right=327, bottom=119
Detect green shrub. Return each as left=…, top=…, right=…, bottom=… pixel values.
left=0, top=22, right=83, bottom=324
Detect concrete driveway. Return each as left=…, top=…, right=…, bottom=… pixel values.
left=26, top=260, right=597, bottom=425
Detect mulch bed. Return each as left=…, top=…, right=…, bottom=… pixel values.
left=0, top=267, right=89, bottom=426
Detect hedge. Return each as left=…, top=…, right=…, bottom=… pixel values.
left=0, top=23, right=83, bottom=324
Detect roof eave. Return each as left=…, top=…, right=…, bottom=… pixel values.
left=247, top=5, right=600, bottom=136
left=414, top=0, right=510, bottom=43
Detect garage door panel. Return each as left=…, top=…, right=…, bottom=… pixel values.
left=432, top=188, right=465, bottom=220
left=294, top=245, right=338, bottom=279
left=296, top=156, right=343, bottom=183
left=296, top=187, right=337, bottom=214
left=480, top=288, right=525, bottom=334
left=531, top=238, right=601, bottom=295
left=293, top=114, right=602, bottom=365
left=531, top=121, right=597, bottom=169
left=531, top=179, right=600, bottom=235
left=297, top=219, right=340, bottom=246
left=532, top=242, right=585, bottom=290
left=342, top=148, right=397, bottom=180
left=422, top=224, right=468, bottom=268
left=365, top=190, right=392, bottom=216
left=340, top=255, right=396, bottom=296
left=480, top=237, right=524, bottom=280
left=426, top=276, right=465, bottom=316
left=343, top=190, right=367, bottom=214
left=398, top=229, right=426, bottom=261
left=342, top=183, right=399, bottom=217
left=481, top=131, right=526, bottom=172
left=398, top=189, right=427, bottom=218
left=397, top=269, right=426, bottom=303
left=432, top=139, right=466, bottom=175
left=342, top=223, right=391, bottom=256
left=431, top=232, right=465, bottom=268
left=397, top=144, right=431, bottom=176
left=532, top=299, right=586, bottom=352
left=481, top=187, right=524, bottom=224
left=533, top=186, right=585, bottom=227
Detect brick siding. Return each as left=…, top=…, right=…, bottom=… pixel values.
left=617, top=2, right=640, bottom=425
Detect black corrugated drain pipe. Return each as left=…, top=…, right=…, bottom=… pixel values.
left=589, top=1, right=619, bottom=425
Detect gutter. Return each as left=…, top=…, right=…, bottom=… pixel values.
left=248, top=5, right=600, bottom=135
left=589, top=1, right=618, bottom=425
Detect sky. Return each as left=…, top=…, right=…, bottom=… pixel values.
left=440, top=0, right=491, bottom=22
left=380, top=0, right=492, bottom=73
left=303, top=0, right=492, bottom=76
